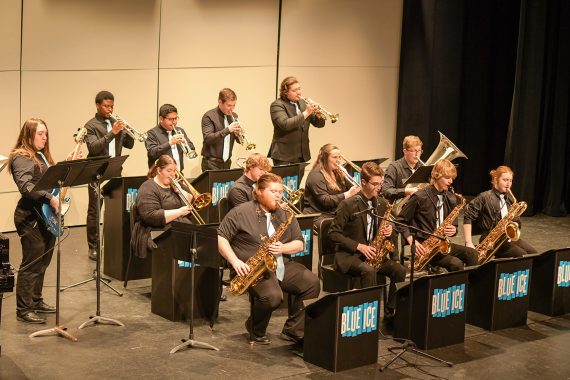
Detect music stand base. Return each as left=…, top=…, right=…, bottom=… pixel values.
left=78, top=315, right=125, bottom=329
left=170, top=338, right=219, bottom=354
left=61, top=276, right=123, bottom=297
left=29, top=325, right=78, bottom=342
left=379, top=339, right=452, bottom=372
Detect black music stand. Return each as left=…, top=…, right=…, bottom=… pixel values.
left=378, top=218, right=453, bottom=371
left=76, top=156, right=128, bottom=329
left=167, top=222, right=219, bottom=353
left=28, top=158, right=101, bottom=341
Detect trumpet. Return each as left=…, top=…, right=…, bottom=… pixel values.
left=171, top=170, right=212, bottom=224
left=109, top=114, right=148, bottom=142
left=232, top=116, right=256, bottom=151
left=282, top=184, right=303, bottom=215
left=299, top=96, right=339, bottom=123
left=174, top=127, right=197, bottom=159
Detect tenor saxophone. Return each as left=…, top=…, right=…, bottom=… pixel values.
left=365, top=200, right=395, bottom=270
left=412, top=190, right=466, bottom=272
left=229, top=203, right=296, bottom=295
left=476, top=189, right=527, bottom=264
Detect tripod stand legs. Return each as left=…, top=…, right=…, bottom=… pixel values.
left=60, top=271, right=123, bottom=297
left=79, top=315, right=125, bottom=329
left=379, top=341, right=453, bottom=372
left=170, top=338, right=219, bottom=354
left=29, top=326, right=78, bottom=342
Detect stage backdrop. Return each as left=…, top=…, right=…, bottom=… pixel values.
left=0, top=0, right=403, bottom=232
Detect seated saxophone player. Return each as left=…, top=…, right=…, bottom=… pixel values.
left=217, top=173, right=320, bottom=345
left=328, top=162, right=406, bottom=322
left=145, top=104, right=196, bottom=173
left=227, top=153, right=272, bottom=209
left=395, top=159, right=478, bottom=272
left=303, top=144, right=359, bottom=229
left=463, top=165, right=537, bottom=258
left=130, top=155, right=193, bottom=259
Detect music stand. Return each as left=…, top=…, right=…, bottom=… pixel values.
left=167, top=222, right=219, bottom=353
left=403, top=165, right=433, bottom=186
left=77, top=156, right=129, bottom=329
left=29, top=158, right=101, bottom=341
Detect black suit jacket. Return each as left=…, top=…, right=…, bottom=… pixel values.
left=302, top=169, right=349, bottom=216
left=200, top=107, right=237, bottom=160
left=328, top=193, right=389, bottom=273
left=84, top=114, right=134, bottom=158
left=268, top=98, right=325, bottom=163
left=145, top=125, right=195, bottom=172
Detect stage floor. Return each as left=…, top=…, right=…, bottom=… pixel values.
left=1, top=214, right=569, bottom=379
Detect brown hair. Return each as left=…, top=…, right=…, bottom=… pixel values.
left=218, top=88, right=237, bottom=103
left=430, top=159, right=457, bottom=183
left=8, top=118, right=54, bottom=174
left=489, top=165, right=514, bottom=186
left=403, top=135, right=423, bottom=150
left=279, top=76, right=299, bottom=100
left=255, top=173, right=283, bottom=192
left=147, top=155, right=176, bottom=178
left=314, top=143, right=346, bottom=192
left=245, top=153, right=272, bottom=173
left=360, top=162, right=384, bottom=183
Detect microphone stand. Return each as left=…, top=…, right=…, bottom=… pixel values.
left=366, top=209, right=452, bottom=371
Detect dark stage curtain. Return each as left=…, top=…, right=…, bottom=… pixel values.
left=397, top=0, right=570, bottom=216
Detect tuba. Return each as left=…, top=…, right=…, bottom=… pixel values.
left=412, top=189, right=466, bottom=272
left=229, top=203, right=296, bottom=295
left=476, top=188, right=527, bottom=264
left=171, top=170, right=212, bottom=224
left=393, top=131, right=468, bottom=215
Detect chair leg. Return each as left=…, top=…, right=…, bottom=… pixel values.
left=123, top=253, right=133, bottom=288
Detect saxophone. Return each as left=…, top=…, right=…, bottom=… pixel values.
left=229, top=203, right=296, bottom=295
left=476, top=189, right=527, bottom=264
left=412, top=190, right=466, bottom=272
left=365, top=200, right=396, bottom=270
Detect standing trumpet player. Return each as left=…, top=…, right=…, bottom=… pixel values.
left=463, top=165, right=537, bottom=258
left=84, top=90, right=134, bottom=261
left=145, top=104, right=196, bottom=173
left=269, top=76, right=326, bottom=166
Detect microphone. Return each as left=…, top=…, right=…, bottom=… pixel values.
left=353, top=195, right=375, bottom=216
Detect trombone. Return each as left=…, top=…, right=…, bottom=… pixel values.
left=109, top=114, right=148, bottom=142
left=337, top=155, right=361, bottom=188
left=174, top=127, right=198, bottom=159
left=299, top=96, right=339, bottom=123
left=171, top=170, right=212, bottom=224
left=282, top=184, right=303, bottom=215
left=233, top=116, right=256, bottom=151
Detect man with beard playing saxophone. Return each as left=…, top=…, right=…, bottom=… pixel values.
left=217, top=173, right=320, bottom=345
left=328, top=162, right=406, bottom=322
left=396, top=159, right=478, bottom=272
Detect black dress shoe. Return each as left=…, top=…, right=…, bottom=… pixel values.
left=88, top=249, right=98, bottom=261
left=280, top=330, right=303, bottom=345
left=17, top=311, right=47, bottom=324
left=245, top=319, right=270, bottom=345
left=35, top=301, right=56, bottom=313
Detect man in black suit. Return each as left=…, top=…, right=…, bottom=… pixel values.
left=328, top=162, right=406, bottom=319
left=84, top=90, right=134, bottom=260
left=145, top=104, right=196, bottom=173
left=200, top=88, right=242, bottom=172
left=268, top=76, right=325, bottom=166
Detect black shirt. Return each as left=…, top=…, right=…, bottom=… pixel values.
left=381, top=157, right=424, bottom=202
left=10, top=153, right=53, bottom=211
left=303, top=169, right=349, bottom=215
left=145, top=125, right=195, bottom=171
left=227, top=174, right=255, bottom=209
left=217, top=200, right=303, bottom=262
left=84, top=113, right=134, bottom=157
left=135, top=179, right=191, bottom=228
left=463, top=188, right=520, bottom=238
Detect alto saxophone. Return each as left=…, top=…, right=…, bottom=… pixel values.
left=229, top=203, right=296, bottom=295
left=476, top=189, right=527, bottom=264
left=412, top=190, right=466, bottom=272
left=365, top=200, right=396, bottom=270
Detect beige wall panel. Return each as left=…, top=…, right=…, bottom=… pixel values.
left=280, top=0, right=402, bottom=67
left=160, top=0, right=278, bottom=68
left=17, top=69, right=158, bottom=227
left=0, top=0, right=22, bottom=71
left=158, top=67, right=276, bottom=178
left=22, top=0, right=160, bottom=70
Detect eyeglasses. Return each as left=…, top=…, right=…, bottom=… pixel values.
left=165, top=116, right=179, bottom=122
left=406, top=149, right=423, bottom=154
left=366, top=181, right=382, bottom=188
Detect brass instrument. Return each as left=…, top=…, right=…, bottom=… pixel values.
left=109, top=114, right=148, bottom=142
left=171, top=170, right=212, bottom=224
left=282, top=184, right=303, bottom=215
left=337, top=156, right=361, bottom=188
left=412, top=190, right=466, bottom=272
left=476, top=188, right=527, bottom=264
left=60, top=127, right=88, bottom=216
left=394, top=131, right=468, bottom=215
left=174, top=127, right=197, bottom=159
left=229, top=203, right=296, bottom=295
left=365, top=200, right=396, bottom=270
left=233, top=116, right=256, bottom=151
left=299, top=96, right=339, bottom=123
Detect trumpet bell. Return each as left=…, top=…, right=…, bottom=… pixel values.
left=330, top=113, right=340, bottom=123
left=245, top=143, right=256, bottom=151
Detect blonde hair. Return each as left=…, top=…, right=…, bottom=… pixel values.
left=403, top=135, right=423, bottom=150
left=430, top=159, right=457, bottom=183
left=245, top=153, right=272, bottom=173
